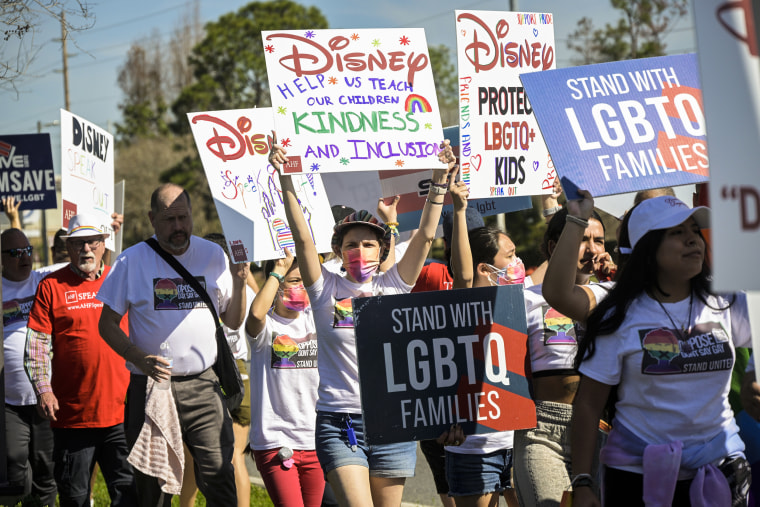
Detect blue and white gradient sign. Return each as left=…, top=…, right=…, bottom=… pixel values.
left=520, top=53, right=708, bottom=199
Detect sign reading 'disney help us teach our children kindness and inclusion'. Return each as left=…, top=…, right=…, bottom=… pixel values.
left=520, top=53, right=708, bottom=199
left=456, top=10, right=556, bottom=200
left=0, top=134, right=57, bottom=211
left=60, top=109, right=116, bottom=250
left=262, top=28, right=446, bottom=174
left=187, top=108, right=335, bottom=263
left=354, top=285, right=535, bottom=444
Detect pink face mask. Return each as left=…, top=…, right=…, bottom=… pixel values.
left=486, top=257, right=526, bottom=286
left=343, top=248, right=379, bottom=283
left=280, top=285, right=310, bottom=312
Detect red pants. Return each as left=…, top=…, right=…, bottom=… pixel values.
left=253, top=448, right=325, bottom=507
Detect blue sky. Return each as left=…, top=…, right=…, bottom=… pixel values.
left=0, top=0, right=696, bottom=172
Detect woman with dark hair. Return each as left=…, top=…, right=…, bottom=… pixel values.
left=513, top=207, right=614, bottom=507
left=543, top=191, right=751, bottom=506
left=443, top=224, right=523, bottom=507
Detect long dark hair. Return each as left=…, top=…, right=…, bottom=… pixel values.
left=469, top=226, right=509, bottom=268
left=575, top=206, right=723, bottom=368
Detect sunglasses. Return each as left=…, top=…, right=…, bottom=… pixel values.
left=68, top=238, right=103, bottom=250
left=2, top=246, right=33, bottom=258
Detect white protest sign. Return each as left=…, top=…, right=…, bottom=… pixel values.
left=60, top=109, right=115, bottom=250
left=262, top=28, right=446, bottom=174
left=455, top=11, right=555, bottom=199
left=187, top=108, right=334, bottom=262
left=695, top=1, right=760, bottom=292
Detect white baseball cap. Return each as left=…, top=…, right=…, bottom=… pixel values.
left=62, top=213, right=106, bottom=238
left=628, top=195, right=709, bottom=250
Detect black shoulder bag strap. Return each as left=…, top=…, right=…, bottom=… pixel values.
left=144, top=237, right=244, bottom=408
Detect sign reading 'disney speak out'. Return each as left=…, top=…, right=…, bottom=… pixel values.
left=262, top=28, right=446, bottom=174
left=60, top=109, right=115, bottom=250
left=354, top=285, right=535, bottom=444
left=187, top=108, right=335, bottom=262
left=0, top=133, right=57, bottom=210
left=521, top=53, right=708, bottom=199
left=456, top=10, right=556, bottom=200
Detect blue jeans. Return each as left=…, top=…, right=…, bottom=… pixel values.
left=52, top=424, right=137, bottom=507
left=445, top=448, right=513, bottom=497
left=315, top=411, right=417, bottom=477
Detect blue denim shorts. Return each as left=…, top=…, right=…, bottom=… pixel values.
left=445, top=448, right=514, bottom=497
left=315, top=411, right=417, bottom=478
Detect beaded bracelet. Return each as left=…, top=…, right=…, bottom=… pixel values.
left=566, top=215, right=589, bottom=228
left=430, top=181, right=449, bottom=189
left=388, top=224, right=399, bottom=237
left=385, top=221, right=399, bottom=227
left=269, top=271, right=285, bottom=282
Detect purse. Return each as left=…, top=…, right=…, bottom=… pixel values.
left=145, top=238, right=244, bottom=411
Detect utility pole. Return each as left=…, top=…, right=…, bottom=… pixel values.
left=61, top=11, right=70, bottom=111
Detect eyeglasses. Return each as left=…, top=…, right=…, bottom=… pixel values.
left=68, top=238, right=103, bottom=250
left=2, top=246, right=33, bottom=258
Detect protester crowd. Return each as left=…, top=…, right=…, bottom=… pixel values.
left=2, top=136, right=760, bottom=507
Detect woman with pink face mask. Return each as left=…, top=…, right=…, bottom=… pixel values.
left=442, top=224, right=524, bottom=507
left=270, top=134, right=459, bottom=507
left=245, top=248, right=324, bottom=507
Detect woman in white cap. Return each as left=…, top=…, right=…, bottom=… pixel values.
left=269, top=135, right=461, bottom=507
left=543, top=190, right=752, bottom=506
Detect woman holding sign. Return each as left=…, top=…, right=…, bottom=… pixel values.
left=270, top=134, right=459, bottom=507
left=543, top=191, right=752, bottom=506
left=513, top=208, right=613, bottom=507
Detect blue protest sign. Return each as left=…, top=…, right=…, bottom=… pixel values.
left=0, top=134, right=57, bottom=210
left=521, top=53, right=707, bottom=199
left=354, top=285, right=535, bottom=444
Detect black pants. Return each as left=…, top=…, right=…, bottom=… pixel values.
left=604, top=458, right=751, bottom=507
left=5, top=404, right=57, bottom=506
left=52, top=424, right=137, bottom=507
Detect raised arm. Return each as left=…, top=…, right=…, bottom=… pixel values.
left=220, top=260, right=250, bottom=330
left=542, top=189, right=601, bottom=322
left=449, top=168, right=472, bottom=289
left=246, top=249, right=295, bottom=338
left=269, top=133, right=322, bottom=288
left=376, top=195, right=400, bottom=272
left=397, top=140, right=456, bottom=285
left=4, top=196, right=22, bottom=229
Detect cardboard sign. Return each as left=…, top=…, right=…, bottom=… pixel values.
left=695, top=1, right=760, bottom=291
left=354, top=285, right=535, bottom=444
left=60, top=109, right=116, bottom=249
left=455, top=10, right=556, bottom=199
left=187, top=108, right=335, bottom=262
left=322, top=125, right=531, bottom=231
left=520, top=54, right=708, bottom=199
left=0, top=134, right=56, bottom=210
left=262, top=28, right=446, bottom=174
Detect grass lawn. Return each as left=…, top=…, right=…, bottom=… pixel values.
left=15, top=470, right=274, bottom=506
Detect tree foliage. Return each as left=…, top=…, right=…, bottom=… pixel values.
left=567, top=0, right=688, bottom=64
left=429, top=44, right=458, bottom=126
left=170, top=0, right=328, bottom=133
left=1, top=0, right=94, bottom=92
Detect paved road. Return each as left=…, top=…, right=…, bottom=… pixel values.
left=246, top=443, right=440, bottom=506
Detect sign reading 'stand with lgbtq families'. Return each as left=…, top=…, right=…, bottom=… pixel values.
left=521, top=53, right=708, bottom=199
left=354, top=285, right=535, bottom=444
left=262, top=28, right=446, bottom=174
left=187, top=108, right=335, bottom=262
left=60, top=109, right=116, bottom=249
left=695, top=1, right=760, bottom=292
left=456, top=10, right=556, bottom=200
left=0, top=134, right=56, bottom=210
